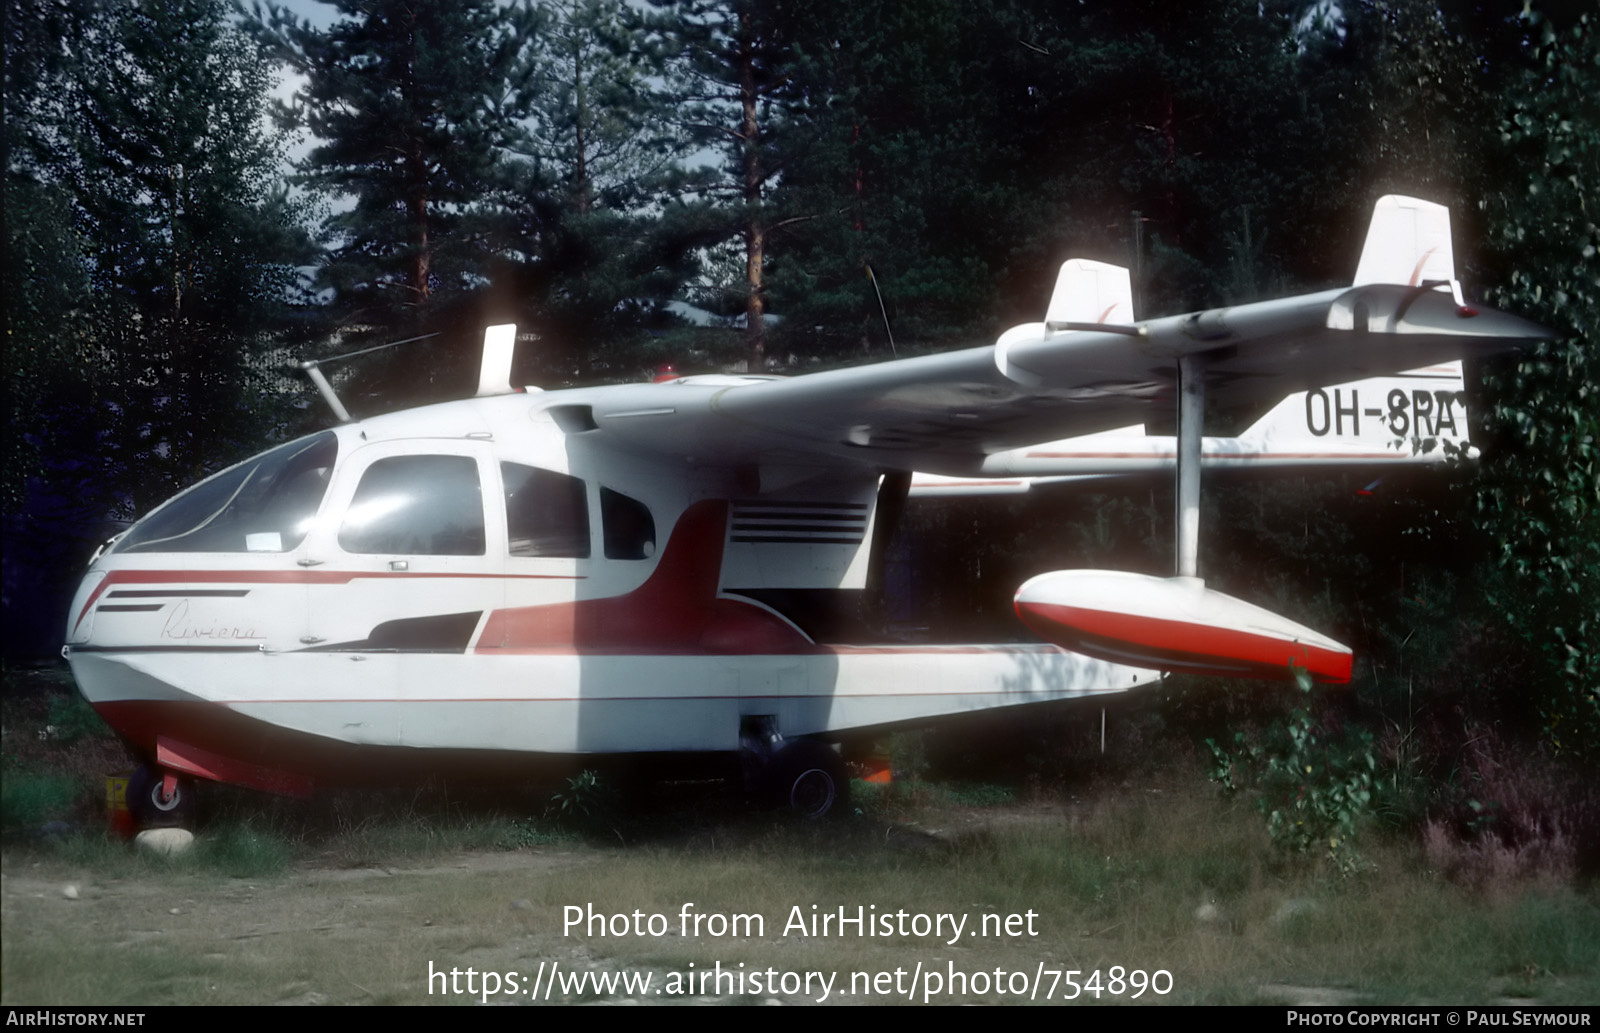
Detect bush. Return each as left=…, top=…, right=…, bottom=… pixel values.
left=1208, top=665, right=1377, bottom=875
left=1419, top=725, right=1598, bottom=893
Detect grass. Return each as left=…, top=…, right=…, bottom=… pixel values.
left=433, top=795, right=1597, bottom=1005
left=1, top=770, right=81, bottom=834
left=3, top=661, right=1597, bottom=1005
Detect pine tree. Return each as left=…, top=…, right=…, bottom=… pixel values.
left=4, top=0, right=110, bottom=511
left=498, top=0, right=701, bottom=381
left=524, top=0, right=686, bottom=218
left=768, top=0, right=1027, bottom=354
left=648, top=0, right=811, bottom=371
left=766, top=0, right=1331, bottom=355
left=247, top=0, right=540, bottom=331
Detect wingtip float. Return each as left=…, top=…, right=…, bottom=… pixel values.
left=1014, top=571, right=1353, bottom=685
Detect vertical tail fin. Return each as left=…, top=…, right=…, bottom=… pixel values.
left=1045, top=259, right=1135, bottom=327
left=1353, top=195, right=1456, bottom=288
left=997, top=260, right=1135, bottom=387
left=475, top=324, right=518, bottom=397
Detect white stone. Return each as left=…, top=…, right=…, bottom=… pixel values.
left=135, top=827, right=195, bottom=857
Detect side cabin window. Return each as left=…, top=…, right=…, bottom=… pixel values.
left=601, top=487, right=655, bottom=560
left=115, top=432, right=338, bottom=554
left=338, top=455, right=485, bottom=556
left=502, top=463, right=589, bottom=558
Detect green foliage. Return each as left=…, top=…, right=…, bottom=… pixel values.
left=0, top=771, right=81, bottom=834
left=767, top=0, right=1027, bottom=352
left=883, top=730, right=930, bottom=782
left=1208, top=667, right=1377, bottom=875
left=44, top=694, right=111, bottom=746
left=519, top=0, right=689, bottom=215
left=1475, top=11, right=1600, bottom=763
left=545, top=769, right=609, bottom=825
left=2, top=176, right=98, bottom=512
left=6, top=0, right=313, bottom=521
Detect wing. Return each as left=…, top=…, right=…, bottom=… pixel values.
left=581, top=197, right=1553, bottom=477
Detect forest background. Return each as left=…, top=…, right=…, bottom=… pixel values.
left=4, top=0, right=1595, bottom=873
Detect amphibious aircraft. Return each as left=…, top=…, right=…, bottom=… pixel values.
left=63, top=196, right=1552, bottom=824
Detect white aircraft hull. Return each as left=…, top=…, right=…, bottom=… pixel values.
left=64, top=484, right=1158, bottom=793
left=72, top=644, right=1156, bottom=779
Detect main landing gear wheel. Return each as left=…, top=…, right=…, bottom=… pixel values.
left=770, top=741, right=848, bottom=820
left=128, top=765, right=195, bottom=829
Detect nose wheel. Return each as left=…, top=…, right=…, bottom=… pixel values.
left=128, top=765, right=196, bottom=828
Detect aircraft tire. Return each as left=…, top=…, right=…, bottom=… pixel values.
left=770, top=740, right=848, bottom=819
left=128, top=765, right=195, bottom=829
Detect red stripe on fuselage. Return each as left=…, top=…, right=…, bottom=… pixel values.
left=73, top=568, right=582, bottom=633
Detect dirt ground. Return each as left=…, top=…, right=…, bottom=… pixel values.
left=2, top=845, right=742, bottom=1006
left=5, top=803, right=1124, bottom=1007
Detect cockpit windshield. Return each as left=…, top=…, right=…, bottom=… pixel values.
left=113, top=432, right=340, bottom=554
